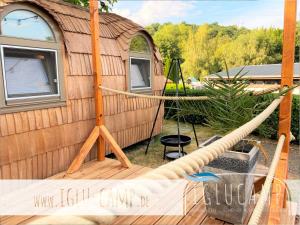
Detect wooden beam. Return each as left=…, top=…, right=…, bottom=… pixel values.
left=90, top=0, right=105, bottom=161
left=278, top=0, right=297, bottom=146
left=66, top=126, right=100, bottom=174
left=100, top=125, right=132, bottom=168
left=67, top=1, right=132, bottom=174
left=268, top=0, right=297, bottom=224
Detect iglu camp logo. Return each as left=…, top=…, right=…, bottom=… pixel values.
left=185, top=172, right=220, bottom=182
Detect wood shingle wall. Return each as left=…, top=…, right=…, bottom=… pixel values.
left=0, top=0, right=165, bottom=179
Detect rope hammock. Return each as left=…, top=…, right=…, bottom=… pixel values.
left=99, top=85, right=281, bottom=101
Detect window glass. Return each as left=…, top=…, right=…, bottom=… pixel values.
left=2, top=46, right=58, bottom=99
left=1, top=10, right=54, bottom=41
left=130, top=58, right=150, bottom=89
left=129, top=35, right=150, bottom=53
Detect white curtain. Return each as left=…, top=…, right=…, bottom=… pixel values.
left=131, top=64, right=146, bottom=88
left=4, top=56, right=52, bottom=97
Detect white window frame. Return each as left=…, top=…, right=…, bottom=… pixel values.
left=0, top=44, right=60, bottom=101
left=129, top=56, right=152, bottom=91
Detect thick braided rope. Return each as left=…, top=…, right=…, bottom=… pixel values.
left=139, top=97, right=284, bottom=180
left=99, top=85, right=209, bottom=100
left=83, top=97, right=283, bottom=224
left=251, top=86, right=281, bottom=96
left=99, top=85, right=281, bottom=101
left=247, top=134, right=286, bottom=225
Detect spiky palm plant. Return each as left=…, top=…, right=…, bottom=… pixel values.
left=178, top=62, right=276, bottom=134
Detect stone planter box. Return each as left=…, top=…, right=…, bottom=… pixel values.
left=201, top=135, right=260, bottom=224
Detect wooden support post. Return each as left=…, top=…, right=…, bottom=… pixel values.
left=268, top=0, right=297, bottom=224
left=100, top=125, right=132, bottom=168
left=67, top=126, right=100, bottom=174
left=66, top=0, right=132, bottom=174
left=90, top=0, right=105, bottom=161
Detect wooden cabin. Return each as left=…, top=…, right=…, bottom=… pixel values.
left=0, top=0, right=165, bottom=179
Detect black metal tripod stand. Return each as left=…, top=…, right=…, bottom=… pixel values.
left=144, top=59, right=199, bottom=155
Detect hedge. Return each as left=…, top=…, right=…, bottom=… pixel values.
left=164, top=88, right=300, bottom=144
left=164, top=89, right=209, bottom=124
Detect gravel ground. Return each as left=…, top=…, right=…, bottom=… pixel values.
left=249, top=135, right=300, bottom=179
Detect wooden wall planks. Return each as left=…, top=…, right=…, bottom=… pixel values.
left=0, top=0, right=165, bottom=179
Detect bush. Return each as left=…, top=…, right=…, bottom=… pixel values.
left=253, top=95, right=299, bottom=144
left=291, top=95, right=300, bottom=143
left=164, top=88, right=209, bottom=124
left=166, top=83, right=191, bottom=90
left=164, top=87, right=300, bottom=144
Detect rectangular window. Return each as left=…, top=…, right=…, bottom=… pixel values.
left=1, top=45, right=59, bottom=100
left=130, top=57, right=151, bottom=90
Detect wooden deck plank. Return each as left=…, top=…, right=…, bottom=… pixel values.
left=0, top=159, right=127, bottom=225
left=50, top=157, right=117, bottom=179
left=199, top=216, right=225, bottom=225
left=7, top=160, right=147, bottom=225
left=112, top=182, right=203, bottom=225
left=72, top=160, right=125, bottom=179
left=177, top=198, right=207, bottom=225
left=109, top=167, right=153, bottom=225
left=109, top=164, right=144, bottom=179
left=155, top=183, right=204, bottom=225
left=0, top=160, right=287, bottom=225
left=125, top=167, right=152, bottom=179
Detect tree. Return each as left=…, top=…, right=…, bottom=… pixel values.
left=151, top=23, right=192, bottom=71
left=181, top=24, right=223, bottom=79
left=216, top=28, right=283, bottom=69
left=262, top=28, right=283, bottom=63
left=207, top=23, right=247, bottom=39
left=145, top=23, right=161, bottom=36
left=147, top=22, right=286, bottom=79
left=64, top=0, right=117, bottom=12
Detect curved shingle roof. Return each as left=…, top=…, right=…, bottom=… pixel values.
left=2, top=0, right=162, bottom=61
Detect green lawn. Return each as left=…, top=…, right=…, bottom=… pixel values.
left=123, top=120, right=299, bottom=179
left=124, top=120, right=215, bottom=168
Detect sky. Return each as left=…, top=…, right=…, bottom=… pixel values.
left=112, top=0, right=300, bottom=28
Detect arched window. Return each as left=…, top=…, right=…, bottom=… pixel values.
left=1, top=10, right=55, bottom=41
left=129, top=35, right=150, bottom=53
left=0, top=5, right=65, bottom=113
left=129, top=34, right=152, bottom=91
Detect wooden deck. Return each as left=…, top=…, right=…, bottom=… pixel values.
left=0, top=158, right=292, bottom=225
